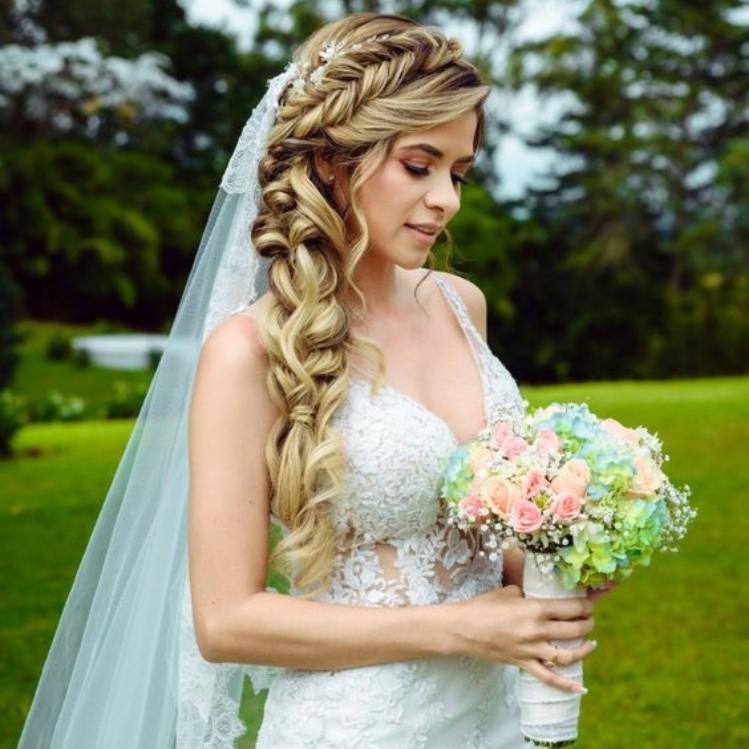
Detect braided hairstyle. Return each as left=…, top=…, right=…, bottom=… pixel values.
left=250, top=12, right=490, bottom=598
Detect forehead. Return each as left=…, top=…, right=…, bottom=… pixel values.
left=394, top=112, right=478, bottom=162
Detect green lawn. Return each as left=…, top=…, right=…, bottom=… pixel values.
left=1, top=376, right=746, bottom=748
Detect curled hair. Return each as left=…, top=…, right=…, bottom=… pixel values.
left=250, top=12, right=490, bottom=598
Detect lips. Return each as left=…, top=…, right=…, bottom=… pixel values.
left=406, top=224, right=440, bottom=236
left=406, top=224, right=438, bottom=237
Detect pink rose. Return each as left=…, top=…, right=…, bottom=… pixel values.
left=522, top=468, right=549, bottom=500
left=534, top=428, right=561, bottom=456
left=502, top=435, right=529, bottom=459
left=468, top=446, right=494, bottom=473
left=601, top=418, right=640, bottom=447
left=630, top=455, right=664, bottom=497
left=549, top=492, right=584, bottom=523
left=489, top=422, right=513, bottom=450
left=550, top=459, right=591, bottom=500
left=459, top=495, right=487, bottom=521
left=510, top=499, right=544, bottom=534
left=479, top=476, right=521, bottom=519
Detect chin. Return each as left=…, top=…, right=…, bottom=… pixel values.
left=396, top=257, right=428, bottom=271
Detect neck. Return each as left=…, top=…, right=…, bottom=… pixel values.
left=346, top=256, right=424, bottom=321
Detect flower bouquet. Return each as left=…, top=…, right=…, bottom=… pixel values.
left=440, top=402, right=697, bottom=748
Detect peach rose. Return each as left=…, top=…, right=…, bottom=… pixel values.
left=510, top=499, right=544, bottom=534
left=549, top=492, right=584, bottom=523
left=459, top=495, right=487, bottom=521
left=468, top=446, right=494, bottom=474
left=534, top=428, right=561, bottom=456
left=630, top=455, right=664, bottom=497
left=479, top=476, right=521, bottom=519
left=601, top=418, right=640, bottom=447
left=550, top=459, right=591, bottom=500
left=522, top=468, right=549, bottom=500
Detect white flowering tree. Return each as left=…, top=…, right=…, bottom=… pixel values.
left=0, top=36, right=195, bottom=139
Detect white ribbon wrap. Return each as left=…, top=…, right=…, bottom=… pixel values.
left=518, top=551, right=587, bottom=746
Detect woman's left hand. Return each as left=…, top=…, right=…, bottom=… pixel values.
left=585, top=580, right=619, bottom=603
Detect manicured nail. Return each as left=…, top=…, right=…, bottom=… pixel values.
left=590, top=640, right=598, bottom=649
left=573, top=684, right=588, bottom=694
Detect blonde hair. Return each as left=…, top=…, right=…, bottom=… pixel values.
left=250, top=12, right=490, bottom=597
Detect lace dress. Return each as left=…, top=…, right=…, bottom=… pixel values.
left=248, top=275, right=531, bottom=748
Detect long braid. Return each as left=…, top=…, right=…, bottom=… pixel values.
left=249, top=12, right=490, bottom=598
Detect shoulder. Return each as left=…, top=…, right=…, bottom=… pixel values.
left=199, top=304, right=268, bottom=376
left=192, top=292, right=276, bottom=417
left=432, top=270, right=487, bottom=342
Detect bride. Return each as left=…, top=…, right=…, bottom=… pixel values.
left=19, top=12, right=613, bottom=748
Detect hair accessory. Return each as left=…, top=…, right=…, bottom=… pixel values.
left=290, top=33, right=392, bottom=91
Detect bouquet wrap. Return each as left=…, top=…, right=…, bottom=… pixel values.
left=518, top=551, right=586, bottom=747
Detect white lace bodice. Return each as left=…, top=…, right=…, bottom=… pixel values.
left=299, top=274, right=526, bottom=609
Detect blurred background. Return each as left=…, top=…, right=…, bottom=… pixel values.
left=1, top=1, right=747, bottom=747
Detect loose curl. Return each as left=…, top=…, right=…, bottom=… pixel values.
left=250, top=12, right=490, bottom=598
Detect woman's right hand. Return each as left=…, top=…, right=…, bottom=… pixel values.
left=445, top=585, right=596, bottom=693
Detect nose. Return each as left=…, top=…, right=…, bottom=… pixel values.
left=424, top=169, right=460, bottom=217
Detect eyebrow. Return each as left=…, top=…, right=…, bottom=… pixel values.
left=398, top=143, right=475, bottom=164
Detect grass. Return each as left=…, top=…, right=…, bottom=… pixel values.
left=1, top=375, right=746, bottom=748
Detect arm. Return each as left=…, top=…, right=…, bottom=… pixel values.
left=188, top=311, right=452, bottom=667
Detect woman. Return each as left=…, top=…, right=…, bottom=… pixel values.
left=188, top=13, right=607, bottom=748
left=18, top=12, right=611, bottom=748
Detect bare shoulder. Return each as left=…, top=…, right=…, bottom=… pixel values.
left=193, top=290, right=277, bottom=417
left=431, top=270, right=487, bottom=342
left=200, top=290, right=274, bottom=368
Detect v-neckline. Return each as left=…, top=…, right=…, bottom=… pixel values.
left=350, top=274, right=489, bottom=447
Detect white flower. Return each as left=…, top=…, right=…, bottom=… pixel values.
left=310, top=66, right=326, bottom=86
left=319, top=39, right=344, bottom=63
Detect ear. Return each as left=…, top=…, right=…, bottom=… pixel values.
left=313, top=150, right=335, bottom=185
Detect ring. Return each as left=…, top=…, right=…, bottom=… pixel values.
left=542, top=644, right=560, bottom=669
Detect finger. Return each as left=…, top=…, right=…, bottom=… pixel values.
left=542, top=617, right=595, bottom=640
left=539, top=640, right=597, bottom=667
left=521, top=659, right=587, bottom=695
left=542, top=597, right=594, bottom=620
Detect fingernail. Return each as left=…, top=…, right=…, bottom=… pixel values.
left=574, top=685, right=588, bottom=695
left=591, top=640, right=598, bottom=649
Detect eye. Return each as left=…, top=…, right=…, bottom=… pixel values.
left=404, top=163, right=470, bottom=186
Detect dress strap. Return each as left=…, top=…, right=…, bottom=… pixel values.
left=430, top=273, right=485, bottom=349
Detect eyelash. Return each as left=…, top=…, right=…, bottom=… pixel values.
left=404, top=164, right=470, bottom=186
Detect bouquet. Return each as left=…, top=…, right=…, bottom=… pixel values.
left=440, top=401, right=697, bottom=748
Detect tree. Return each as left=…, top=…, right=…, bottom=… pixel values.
left=500, top=0, right=749, bottom=379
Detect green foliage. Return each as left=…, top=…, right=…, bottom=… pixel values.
left=27, top=391, right=86, bottom=423
left=0, top=262, right=23, bottom=391
left=0, top=140, right=212, bottom=328
left=102, top=380, right=149, bottom=419
left=501, top=0, right=749, bottom=381
left=44, top=332, right=72, bottom=362
left=0, top=389, right=27, bottom=457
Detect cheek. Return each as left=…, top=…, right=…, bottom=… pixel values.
left=360, top=165, right=416, bottom=224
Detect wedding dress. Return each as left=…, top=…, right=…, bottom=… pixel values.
left=182, top=272, right=532, bottom=748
